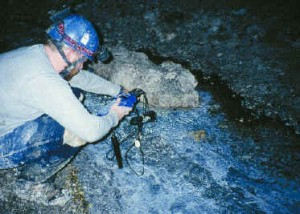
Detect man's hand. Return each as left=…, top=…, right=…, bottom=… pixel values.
left=109, top=98, right=132, bottom=120
left=63, top=129, right=86, bottom=147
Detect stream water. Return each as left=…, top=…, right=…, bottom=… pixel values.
left=71, top=88, right=299, bottom=213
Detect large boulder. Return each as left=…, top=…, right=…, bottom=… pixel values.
left=93, top=46, right=199, bottom=108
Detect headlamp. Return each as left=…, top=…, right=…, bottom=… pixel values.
left=96, top=46, right=111, bottom=63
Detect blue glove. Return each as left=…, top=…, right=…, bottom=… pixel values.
left=118, top=92, right=137, bottom=107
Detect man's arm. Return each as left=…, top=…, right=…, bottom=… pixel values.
left=22, top=75, right=121, bottom=143
left=68, top=70, right=121, bottom=96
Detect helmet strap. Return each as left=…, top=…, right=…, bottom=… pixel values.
left=49, top=37, right=87, bottom=80
left=49, top=37, right=74, bottom=79
left=60, top=58, right=84, bottom=81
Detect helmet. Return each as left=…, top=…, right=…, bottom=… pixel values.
left=47, top=14, right=99, bottom=61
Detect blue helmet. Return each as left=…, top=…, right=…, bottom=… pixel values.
left=47, top=14, right=99, bottom=61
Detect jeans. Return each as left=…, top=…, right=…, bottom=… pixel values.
left=0, top=88, right=83, bottom=182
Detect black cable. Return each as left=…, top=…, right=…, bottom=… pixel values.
left=105, top=91, right=154, bottom=175
left=125, top=140, right=145, bottom=176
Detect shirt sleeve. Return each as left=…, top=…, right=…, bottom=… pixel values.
left=21, top=75, right=119, bottom=143
left=69, top=70, right=121, bottom=97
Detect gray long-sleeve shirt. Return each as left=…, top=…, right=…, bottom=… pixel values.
left=0, top=44, right=120, bottom=142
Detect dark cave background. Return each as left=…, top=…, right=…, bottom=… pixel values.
left=1, top=0, right=299, bottom=114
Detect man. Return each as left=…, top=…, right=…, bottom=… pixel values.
left=0, top=14, right=131, bottom=181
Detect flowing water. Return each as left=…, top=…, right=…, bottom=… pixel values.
left=71, top=88, right=299, bottom=213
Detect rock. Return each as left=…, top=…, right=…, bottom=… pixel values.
left=15, top=180, right=71, bottom=206
left=93, top=46, right=200, bottom=108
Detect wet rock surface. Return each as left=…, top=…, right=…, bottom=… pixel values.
left=1, top=90, right=299, bottom=213
left=0, top=0, right=299, bottom=213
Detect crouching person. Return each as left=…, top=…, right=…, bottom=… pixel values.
left=0, top=14, right=131, bottom=182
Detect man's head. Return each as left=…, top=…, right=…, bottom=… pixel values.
left=47, top=14, right=99, bottom=61
left=46, top=14, right=102, bottom=79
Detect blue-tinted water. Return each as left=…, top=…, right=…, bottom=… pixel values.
left=73, top=90, right=299, bottom=213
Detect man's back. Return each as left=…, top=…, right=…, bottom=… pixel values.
left=0, top=45, right=60, bottom=136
